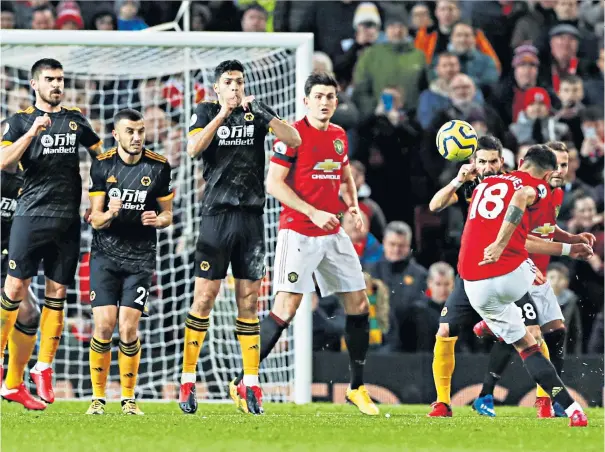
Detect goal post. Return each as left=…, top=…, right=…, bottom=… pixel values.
left=0, top=29, right=313, bottom=404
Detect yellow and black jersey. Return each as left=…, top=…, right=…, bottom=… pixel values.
left=188, top=100, right=278, bottom=215
left=1, top=106, right=101, bottom=219
left=89, top=148, right=173, bottom=270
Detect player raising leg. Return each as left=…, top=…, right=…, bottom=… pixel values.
left=179, top=60, right=301, bottom=415
left=0, top=58, right=102, bottom=406
left=461, top=144, right=588, bottom=427
left=231, top=72, right=378, bottom=416
left=85, top=109, right=173, bottom=415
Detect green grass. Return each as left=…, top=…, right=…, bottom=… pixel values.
left=1, top=402, right=603, bottom=452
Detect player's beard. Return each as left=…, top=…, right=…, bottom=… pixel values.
left=549, top=177, right=565, bottom=188
left=40, top=89, right=63, bottom=107
left=121, top=139, right=143, bottom=155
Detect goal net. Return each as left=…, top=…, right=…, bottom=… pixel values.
left=0, top=30, right=313, bottom=402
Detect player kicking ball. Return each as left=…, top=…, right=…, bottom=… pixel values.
left=85, top=109, right=173, bottom=415
left=231, top=72, right=379, bottom=416
left=0, top=58, right=102, bottom=408
left=473, top=141, right=596, bottom=418
left=459, top=145, right=588, bottom=427
left=180, top=60, right=301, bottom=415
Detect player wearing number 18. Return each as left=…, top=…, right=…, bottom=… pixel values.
left=86, top=109, right=174, bottom=415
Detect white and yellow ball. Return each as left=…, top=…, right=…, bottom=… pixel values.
left=436, top=120, right=478, bottom=162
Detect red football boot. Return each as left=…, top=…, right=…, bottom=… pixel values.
left=236, top=380, right=263, bottom=415
left=179, top=382, right=198, bottom=414
left=569, top=410, right=588, bottom=427
left=30, top=367, right=55, bottom=404
left=535, top=397, right=555, bottom=418
left=473, top=320, right=504, bottom=342
left=427, top=401, right=452, bottom=417
left=1, top=383, right=47, bottom=410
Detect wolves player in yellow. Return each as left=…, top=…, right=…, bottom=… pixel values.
left=0, top=58, right=102, bottom=408
left=86, top=109, right=173, bottom=415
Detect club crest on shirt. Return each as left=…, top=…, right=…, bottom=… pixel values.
left=141, top=176, right=151, bottom=187
left=244, top=112, right=254, bottom=122
left=69, top=121, right=78, bottom=131
left=333, top=139, right=344, bottom=155
left=288, top=272, right=298, bottom=283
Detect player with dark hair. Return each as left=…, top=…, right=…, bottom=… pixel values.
left=231, top=71, right=379, bottom=416
left=180, top=59, right=301, bottom=415
left=460, top=144, right=588, bottom=427
left=0, top=58, right=103, bottom=408
left=85, top=108, right=173, bottom=415
left=427, top=137, right=592, bottom=418
left=473, top=141, right=596, bottom=418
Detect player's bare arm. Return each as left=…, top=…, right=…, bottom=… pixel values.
left=429, top=162, right=477, bottom=212
left=341, top=164, right=364, bottom=231
left=141, top=197, right=173, bottom=229
left=89, top=193, right=121, bottom=230
left=267, top=161, right=339, bottom=231
left=553, top=225, right=597, bottom=247
left=525, top=235, right=593, bottom=260
left=480, top=186, right=535, bottom=265
left=0, top=114, right=51, bottom=170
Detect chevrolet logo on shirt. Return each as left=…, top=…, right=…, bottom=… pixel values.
left=312, top=159, right=341, bottom=180
left=532, top=223, right=556, bottom=237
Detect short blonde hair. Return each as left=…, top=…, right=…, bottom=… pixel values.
left=428, top=261, right=455, bottom=281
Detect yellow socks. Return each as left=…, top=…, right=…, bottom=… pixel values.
left=181, top=313, right=209, bottom=378
left=90, top=336, right=112, bottom=399
left=118, top=338, right=141, bottom=399
left=37, top=297, right=66, bottom=365
left=433, top=335, right=458, bottom=405
left=235, top=318, right=260, bottom=386
left=5, top=321, right=37, bottom=389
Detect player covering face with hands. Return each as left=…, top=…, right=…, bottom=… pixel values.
left=86, top=109, right=173, bottom=415
left=230, top=72, right=379, bottom=416
left=180, top=60, right=301, bottom=415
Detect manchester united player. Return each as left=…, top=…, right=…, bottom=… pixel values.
left=461, top=144, right=587, bottom=427
left=0, top=58, right=102, bottom=407
left=473, top=141, right=596, bottom=418
left=180, top=60, right=301, bottom=415
left=231, top=72, right=378, bottom=416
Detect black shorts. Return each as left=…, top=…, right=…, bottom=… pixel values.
left=89, top=251, right=152, bottom=315
left=8, top=216, right=81, bottom=285
left=195, top=211, right=265, bottom=280
left=440, top=275, right=539, bottom=332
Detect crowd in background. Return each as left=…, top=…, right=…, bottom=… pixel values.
left=1, top=0, right=603, bottom=356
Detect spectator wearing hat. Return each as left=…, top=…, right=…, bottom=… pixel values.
left=509, top=87, right=571, bottom=145
left=511, top=0, right=558, bottom=49
left=241, top=3, right=267, bottom=32
left=415, top=0, right=500, bottom=72
left=489, top=44, right=555, bottom=125
left=55, top=1, right=83, bottom=30
left=540, top=23, right=593, bottom=93
left=334, top=2, right=382, bottom=89
left=115, top=0, right=147, bottom=31
left=352, top=14, right=425, bottom=118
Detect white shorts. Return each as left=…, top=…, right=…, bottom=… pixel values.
left=273, top=228, right=366, bottom=297
left=530, top=281, right=564, bottom=327
left=464, top=259, right=537, bottom=344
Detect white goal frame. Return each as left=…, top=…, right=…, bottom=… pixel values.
left=0, top=28, right=314, bottom=404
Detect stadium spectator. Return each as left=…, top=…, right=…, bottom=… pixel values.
left=236, top=0, right=275, bottom=32
left=489, top=44, right=552, bottom=125
left=115, top=0, right=147, bottom=31
left=558, top=144, right=597, bottom=222
left=587, top=311, right=604, bottom=354
left=352, top=13, right=426, bottom=117
left=578, top=0, right=604, bottom=40
left=55, top=1, right=84, bottom=30
left=409, top=3, right=433, bottom=37
left=342, top=210, right=382, bottom=269
left=417, top=52, right=484, bottom=130
left=367, top=222, right=428, bottom=325
left=555, top=75, right=587, bottom=148
left=272, top=1, right=314, bottom=33
left=583, top=45, right=604, bottom=108
left=415, top=0, right=500, bottom=71
left=240, top=3, right=267, bottom=32
left=1, top=2, right=15, bottom=29
left=333, top=2, right=381, bottom=89
left=577, top=106, right=605, bottom=186
left=90, top=10, right=117, bottom=31
left=6, top=86, right=30, bottom=116
left=511, top=0, right=558, bottom=49
left=190, top=3, right=211, bottom=32
left=143, top=105, right=169, bottom=151
left=509, top=87, right=571, bottom=145
left=435, top=21, right=500, bottom=91
left=401, top=262, right=455, bottom=352
left=31, top=4, right=55, bottom=30
left=547, top=262, right=583, bottom=353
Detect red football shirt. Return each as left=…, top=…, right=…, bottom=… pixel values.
left=270, top=117, right=349, bottom=237
left=458, top=171, right=550, bottom=281
left=528, top=187, right=564, bottom=274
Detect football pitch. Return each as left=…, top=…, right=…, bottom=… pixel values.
left=2, top=402, right=603, bottom=452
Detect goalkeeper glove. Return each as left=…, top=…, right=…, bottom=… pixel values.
left=250, top=99, right=275, bottom=125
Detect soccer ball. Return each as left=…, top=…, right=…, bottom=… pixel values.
left=436, top=120, right=478, bottom=162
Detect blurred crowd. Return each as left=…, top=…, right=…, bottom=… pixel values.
left=1, top=0, right=603, bottom=356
